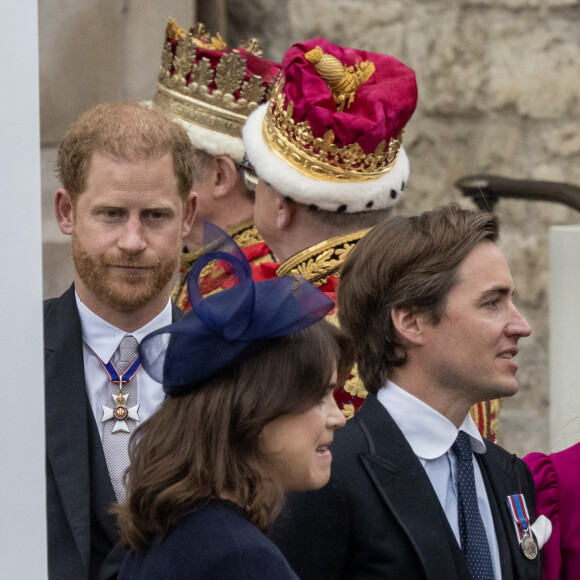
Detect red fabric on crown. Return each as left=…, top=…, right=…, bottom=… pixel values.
left=279, top=38, right=417, bottom=154
left=167, top=40, right=280, bottom=101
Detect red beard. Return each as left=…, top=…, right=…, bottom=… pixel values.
left=72, top=235, right=179, bottom=313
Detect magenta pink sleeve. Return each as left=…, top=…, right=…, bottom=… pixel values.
left=524, top=452, right=561, bottom=580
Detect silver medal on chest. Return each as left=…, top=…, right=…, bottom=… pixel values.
left=520, top=533, right=538, bottom=560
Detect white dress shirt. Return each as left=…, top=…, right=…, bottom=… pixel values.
left=76, top=292, right=171, bottom=440
left=377, top=380, right=502, bottom=580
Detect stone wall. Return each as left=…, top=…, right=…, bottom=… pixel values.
left=39, top=0, right=195, bottom=143
left=226, top=0, right=580, bottom=456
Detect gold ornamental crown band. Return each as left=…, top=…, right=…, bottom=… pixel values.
left=156, top=19, right=278, bottom=136
left=261, top=80, right=403, bottom=183
left=154, top=85, right=247, bottom=139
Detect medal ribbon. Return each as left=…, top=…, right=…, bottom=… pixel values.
left=98, top=356, right=141, bottom=387
left=506, top=494, right=531, bottom=541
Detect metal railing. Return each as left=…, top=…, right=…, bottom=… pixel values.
left=454, top=175, right=580, bottom=213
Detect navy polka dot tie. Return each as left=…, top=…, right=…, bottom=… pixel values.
left=452, top=431, right=494, bottom=580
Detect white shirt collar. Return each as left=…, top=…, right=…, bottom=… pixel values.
left=377, top=380, right=486, bottom=460
left=75, top=291, right=173, bottom=363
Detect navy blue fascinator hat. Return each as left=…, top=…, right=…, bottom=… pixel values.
left=139, top=221, right=334, bottom=395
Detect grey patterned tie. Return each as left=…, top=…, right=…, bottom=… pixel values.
left=453, top=430, right=495, bottom=580
left=101, top=335, right=140, bottom=503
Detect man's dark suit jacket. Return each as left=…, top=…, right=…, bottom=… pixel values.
left=44, top=285, right=181, bottom=580
left=270, top=394, right=542, bottom=580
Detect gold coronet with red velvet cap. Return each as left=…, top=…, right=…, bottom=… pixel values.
left=243, top=38, right=418, bottom=212
left=152, top=18, right=281, bottom=162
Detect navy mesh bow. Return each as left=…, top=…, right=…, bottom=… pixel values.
left=139, top=221, right=334, bottom=395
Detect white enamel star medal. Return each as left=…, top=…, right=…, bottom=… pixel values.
left=101, top=376, right=140, bottom=433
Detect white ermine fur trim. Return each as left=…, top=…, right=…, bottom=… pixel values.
left=142, top=101, right=245, bottom=162
left=242, top=104, right=409, bottom=212
left=175, top=118, right=245, bottom=162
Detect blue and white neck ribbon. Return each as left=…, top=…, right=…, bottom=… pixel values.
left=98, top=356, right=141, bottom=389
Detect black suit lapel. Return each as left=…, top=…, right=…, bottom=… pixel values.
left=477, top=444, right=542, bottom=579
left=355, top=396, right=471, bottom=580
left=45, top=285, right=92, bottom=570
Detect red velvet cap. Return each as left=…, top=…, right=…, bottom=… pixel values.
left=283, top=38, right=416, bottom=155
left=243, top=38, right=418, bottom=212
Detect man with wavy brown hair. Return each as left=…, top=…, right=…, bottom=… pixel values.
left=45, top=101, right=197, bottom=580
left=272, top=204, right=542, bottom=580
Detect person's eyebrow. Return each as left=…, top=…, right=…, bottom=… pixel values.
left=478, top=285, right=513, bottom=302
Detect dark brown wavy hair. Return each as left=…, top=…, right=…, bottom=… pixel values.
left=116, top=319, right=353, bottom=552
left=338, top=203, right=499, bottom=394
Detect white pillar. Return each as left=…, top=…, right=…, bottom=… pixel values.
left=549, top=225, right=580, bottom=452
left=0, top=1, right=47, bottom=577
